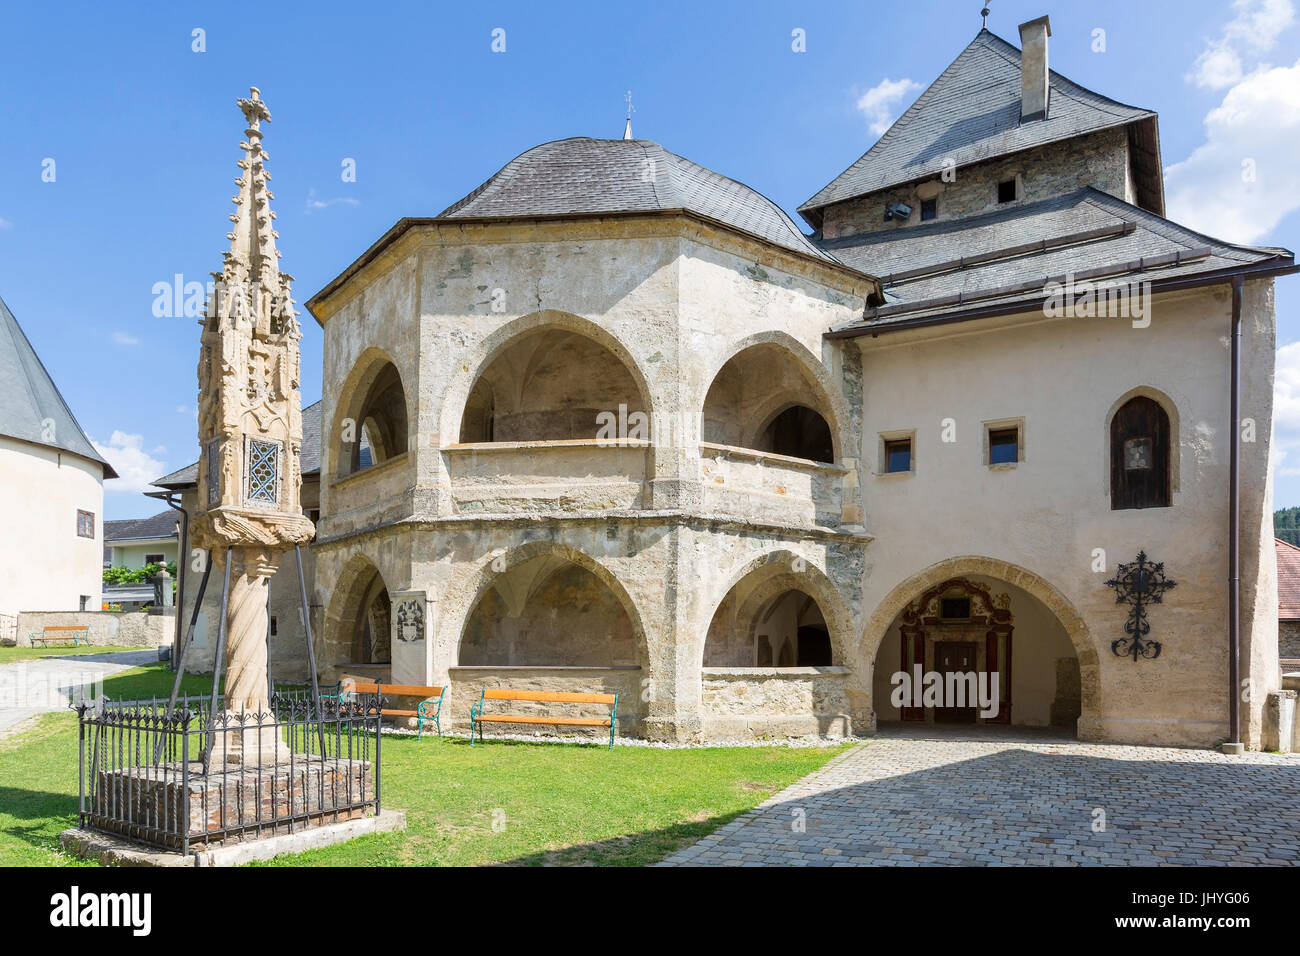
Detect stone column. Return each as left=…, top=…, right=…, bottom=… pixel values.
left=215, top=547, right=287, bottom=765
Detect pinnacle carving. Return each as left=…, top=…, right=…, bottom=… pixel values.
left=192, top=86, right=313, bottom=554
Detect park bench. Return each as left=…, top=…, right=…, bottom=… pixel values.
left=28, top=625, right=90, bottom=648
left=469, top=688, right=618, bottom=750
left=339, top=674, right=447, bottom=739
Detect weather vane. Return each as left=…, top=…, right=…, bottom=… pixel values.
left=625, top=90, right=635, bottom=121
left=981, top=2, right=991, bottom=28
left=1105, top=551, right=1176, bottom=661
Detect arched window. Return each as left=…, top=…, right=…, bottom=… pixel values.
left=756, top=406, right=834, bottom=463
left=337, top=360, right=408, bottom=477
left=459, top=328, right=648, bottom=443
left=1110, top=396, right=1170, bottom=509
left=702, top=344, right=837, bottom=465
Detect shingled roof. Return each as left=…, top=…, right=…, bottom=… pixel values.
left=1277, top=538, right=1300, bottom=622
left=799, top=28, right=1161, bottom=227
left=0, top=294, right=117, bottom=478
left=439, top=136, right=837, bottom=262
left=823, top=187, right=1295, bottom=334
left=104, top=510, right=180, bottom=543
left=152, top=399, right=322, bottom=491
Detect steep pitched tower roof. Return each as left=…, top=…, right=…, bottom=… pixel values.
left=799, top=26, right=1162, bottom=228
left=0, top=294, right=117, bottom=477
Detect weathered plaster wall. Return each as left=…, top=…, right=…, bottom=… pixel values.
left=856, top=280, right=1278, bottom=748
left=16, top=609, right=174, bottom=648
left=0, top=437, right=104, bottom=618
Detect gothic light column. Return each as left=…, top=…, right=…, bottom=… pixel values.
left=190, top=88, right=315, bottom=763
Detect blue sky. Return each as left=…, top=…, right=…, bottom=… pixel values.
left=2, top=0, right=1298, bottom=518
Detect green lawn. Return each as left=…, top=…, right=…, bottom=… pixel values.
left=0, top=644, right=138, bottom=663
left=0, top=662, right=850, bottom=867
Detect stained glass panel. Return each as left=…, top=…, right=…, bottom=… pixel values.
left=246, top=438, right=279, bottom=504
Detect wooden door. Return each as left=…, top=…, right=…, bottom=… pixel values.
left=933, top=641, right=978, bottom=723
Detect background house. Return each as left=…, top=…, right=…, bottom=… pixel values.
left=0, top=295, right=116, bottom=642
left=103, top=510, right=180, bottom=569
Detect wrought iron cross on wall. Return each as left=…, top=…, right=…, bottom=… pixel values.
left=1105, top=551, right=1176, bottom=661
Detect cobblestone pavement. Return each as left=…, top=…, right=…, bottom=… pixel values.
left=659, top=726, right=1300, bottom=866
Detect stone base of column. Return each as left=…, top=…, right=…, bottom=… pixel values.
left=207, top=711, right=291, bottom=768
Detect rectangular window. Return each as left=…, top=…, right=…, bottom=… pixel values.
left=940, top=596, right=972, bottom=619
left=988, top=427, right=1019, bottom=465
left=76, top=509, right=95, bottom=538
left=144, top=553, right=165, bottom=565
left=884, top=438, right=912, bottom=474
left=270, top=616, right=278, bottom=636
left=998, top=179, right=1017, bottom=203
left=920, top=198, right=937, bottom=221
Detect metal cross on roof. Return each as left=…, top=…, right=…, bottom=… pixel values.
left=1105, top=551, right=1176, bottom=661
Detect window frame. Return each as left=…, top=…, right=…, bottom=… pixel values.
left=76, top=509, right=95, bottom=539
left=983, top=418, right=1025, bottom=468
left=878, top=430, right=916, bottom=477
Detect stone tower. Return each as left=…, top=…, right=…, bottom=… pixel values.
left=191, top=87, right=314, bottom=742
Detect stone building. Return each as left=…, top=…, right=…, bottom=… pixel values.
left=156, top=17, right=1296, bottom=749
left=0, top=294, right=116, bottom=640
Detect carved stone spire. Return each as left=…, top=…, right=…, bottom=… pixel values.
left=191, top=88, right=313, bottom=763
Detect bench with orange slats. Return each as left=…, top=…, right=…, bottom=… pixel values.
left=29, top=625, right=91, bottom=648
left=469, top=687, right=619, bottom=750
left=339, top=675, right=447, bottom=739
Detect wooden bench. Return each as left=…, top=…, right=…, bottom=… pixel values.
left=469, top=688, right=619, bottom=750
left=339, top=675, right=447, bottom=739
left=28, top=625, right=90, bottom=648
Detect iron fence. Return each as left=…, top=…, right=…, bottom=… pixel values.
left=75, top=691, right=381, bottom=854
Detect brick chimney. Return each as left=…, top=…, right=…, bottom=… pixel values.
left=1018, top=15, right=1051, bottom=122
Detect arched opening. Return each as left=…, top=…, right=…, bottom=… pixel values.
left=459, top=327, right=648, bottom=443
left=323, top=556, right=394, bottom=678
left=705, top=585, right=836, bottom=667
left=1110, top=394, right=1171, bottom=509
left=702, top=343, right=837, bottom=464
left=871, top=574, right=1082, bottom=732
left=335, top=356, right=409, bottom=477
left=756, top=406, right=834, bottom=462
left=459, top=554, right=639, bottom=666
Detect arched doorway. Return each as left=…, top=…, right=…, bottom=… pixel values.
left=704, top=586, right=834, bottom=667
left=323, top=556, right=394, bottom=680
left=872, top=573, right=1084, bottom=732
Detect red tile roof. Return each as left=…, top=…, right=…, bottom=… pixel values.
left=1276, top=538, right=1300, bottom=620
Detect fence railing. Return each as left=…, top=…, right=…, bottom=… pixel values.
left=75, top=691, right=381, bottom=854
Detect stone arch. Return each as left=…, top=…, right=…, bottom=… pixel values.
left=701, top=331, right=847, bottom=462
left=328, top=347, right=412, bottom=478
left=321, top=551, right=395, bottom=676
left=1104, top=385, right=1180, bottom=497
left=441, top=310, right=655, bottom=445
left=701, top=549, right=855, bottom=669
left=450, top=540, right=651, bottom=668
left=861, top=556, right=1099, bottom=720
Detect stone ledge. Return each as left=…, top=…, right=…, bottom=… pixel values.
left=58, top=809, right=406, bottom=868
left=702, top=666, right=851, bottom=679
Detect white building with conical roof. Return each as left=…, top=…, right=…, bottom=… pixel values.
left=0, top=295, right=116, bottom=632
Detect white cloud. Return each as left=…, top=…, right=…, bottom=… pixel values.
left=304, top=187, right=361, bottom=213
left=0, top=217, right=12, bottom=229
left=111, top=330, right=141, bottom=346
left=92, top=430, right=168, bottom=494
left=1274, top=342, right=1300, bottom=477
left=1166, top=56, right=1300, bottom=244
left=1188, top=0, right=1295, bottom=88
left=855, top=77, right=923, bottom=136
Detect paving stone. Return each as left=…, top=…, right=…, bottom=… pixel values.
left=658, top=729, right=1300, bottom=867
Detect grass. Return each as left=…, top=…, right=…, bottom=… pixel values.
left=0, top=644, right=138, bottom=663
left=0, top=662, right=850, bottom=867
